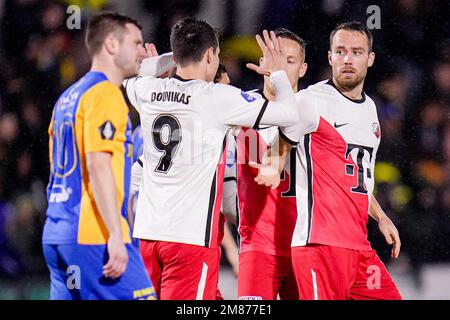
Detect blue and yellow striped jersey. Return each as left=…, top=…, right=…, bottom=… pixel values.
left=43, top=71, right=132, bottom=245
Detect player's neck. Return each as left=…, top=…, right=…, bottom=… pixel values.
left=176, top=64, right=208, bottom=81
left=90, top=57, right=124, bottom=87
left=332, top=78, right=364, bottom=100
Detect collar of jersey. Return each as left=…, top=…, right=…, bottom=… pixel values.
left=326, top=79, right=366, bottom=104
left=172, top=74, right=195, bottom=82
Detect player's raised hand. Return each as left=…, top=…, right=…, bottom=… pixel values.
left=249, top=159, right=281, bottom=189
left=103, top=232, right=129, bottom=279
left=247, top=30, right=287, bottom=76
left=144, top=43, right=159, bottom=58
left=378, top=217, right=401, bottom=258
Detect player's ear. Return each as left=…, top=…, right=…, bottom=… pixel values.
left=368, top=51, right=375, bottom=68
left=299, top=62, right=308, bottom=78
left=206, top=47, right=214, bottom=64
left=104, top=34, right=117, bottom=55
left=328, top=50, right=332, bottom=66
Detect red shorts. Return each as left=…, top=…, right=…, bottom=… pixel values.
left=291, top=245, right=402, bottom=300
left=140, top=240, right=220, bottom=300
left=238, top=251, right=298, bottom=300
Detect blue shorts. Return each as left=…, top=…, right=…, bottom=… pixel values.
left=43, top=243, right=156, bottom=300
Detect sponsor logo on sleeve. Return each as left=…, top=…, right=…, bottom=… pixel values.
left=99, top=121, right=116, bottom=140
left=372, top=123, right=381, bottom=139
left=240, top=91, right=257, bottom=102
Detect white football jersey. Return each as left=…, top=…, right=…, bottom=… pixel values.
left=124, top=71, right=297, bottom=248
left=281, top=80, right=381, bottom=250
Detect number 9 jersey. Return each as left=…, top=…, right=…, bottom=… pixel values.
left=124, top=71, right=298, bottom=249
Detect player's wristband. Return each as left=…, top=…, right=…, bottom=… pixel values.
left=139, top=52, right=175, bottom=77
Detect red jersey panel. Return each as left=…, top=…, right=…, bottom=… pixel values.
left=236, top=126, right=297, bottom=257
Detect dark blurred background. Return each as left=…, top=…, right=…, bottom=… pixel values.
left=0, top=0, right=449, bottom=299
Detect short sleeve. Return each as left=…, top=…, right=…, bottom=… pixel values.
left=82, top=82, right=128, bottom=154
left=123, top=76, right=143, bottom=113
left=212, top=71, right=299, bottom=129
left=279, top=90, right=319, bottom=145
left=222, top=134, right=237, bottom=219
left=213, top=83, right=267, bottom=128
left=123, top=75, right=159, bottom=114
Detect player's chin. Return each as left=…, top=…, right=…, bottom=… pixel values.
left=337, top=76, right=360, bottom=88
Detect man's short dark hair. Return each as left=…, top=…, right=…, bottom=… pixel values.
left=330, top=21, right=373, bottom=52
left=214, top=64, right=227, bottom=83
left=85, top=12, right=142, bottom=57
left=274, top=28, right=306, bottom=59
left=170, top=17, right=219, bottom=67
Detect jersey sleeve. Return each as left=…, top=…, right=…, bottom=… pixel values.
left=221, top=134, right=237, bottom=221
left=130, top=156, right=144, bottom=196
left=123, top=75, right=158, bottom=113
left=82, top=82, right=128, bottom=154
left=279, top=89, right=320, bottom=145
left=213, top=71, right=298, bottom=129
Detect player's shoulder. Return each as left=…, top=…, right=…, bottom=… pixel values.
left=302, top=79, right=337, bottom=97
left=294, top=81, right=330, bottom=105
left=211, top=83, right=262, bottom=104
left=81, top=81, right=127, bottom=116
left=127, top=75, right=162, bottom=91
left=363, top=92, right=376, bottom=106
left=90, top=80, right=122, bottom=96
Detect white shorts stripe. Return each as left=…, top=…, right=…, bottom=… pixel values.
left=311, top=269, right=318, bottom=300
left=196, top=262, right=209, bottom=300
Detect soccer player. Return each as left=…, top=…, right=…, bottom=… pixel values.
left=235, top=28, right=307, bottom=300
left=252, top=21, right=402, bottom=300
left=124, top=17, right=299, bottom=300
left=128, top=63, right=239, bottom=297
left=42, top=12, right=156, bottom=300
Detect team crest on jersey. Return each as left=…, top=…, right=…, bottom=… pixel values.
left=372, top=123, right=381, bottom=139
left=99, top=121, right=116, bottom=140
left=240, top=91, right=256, bottom=102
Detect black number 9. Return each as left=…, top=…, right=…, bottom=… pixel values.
left=152, top=114, right=182, bottom=173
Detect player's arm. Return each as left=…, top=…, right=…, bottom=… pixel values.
left=221, top=222, right=239, bottom=277
left=249, top=132, right=293, bottom=189
left=216, top=31, right=298, bottom=129
left=222, top=134, right=238, bottom=224
left=130, top=156, right=144, bottom=196
left=123, top=43, right=175, bottom=111
left=369, top=195, right=401, bottom=258
left=86, top=152, right=127, bottom=278
left=251, top=89, right=319, bottom=188
left=127, top=157, right=144, bottom=227
left=83, top=84, right=131, bottom=279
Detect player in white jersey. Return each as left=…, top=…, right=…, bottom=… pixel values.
left=129, top=63, right=239, bottom=299
left=253, top=22, right=402, bottom=300
left=124, top=17, right=299, bottom=300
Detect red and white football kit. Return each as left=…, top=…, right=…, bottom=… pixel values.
left=233, top=90, right=298, bottom=300
left=124, top=70, right=298, bottom=300
left=280, top=80, right=402, bottom=300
